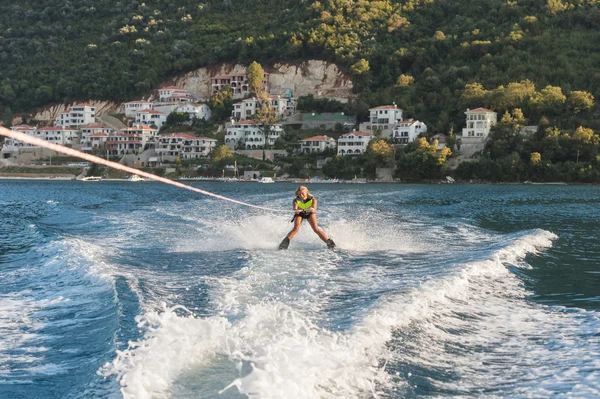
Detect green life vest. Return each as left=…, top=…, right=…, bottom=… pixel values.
left=295, top=195, right=314, bottom=210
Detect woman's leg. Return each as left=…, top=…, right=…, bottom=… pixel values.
left=307, top=214, right=329, bottom=242
left=287, top=216, right=303, bottom=240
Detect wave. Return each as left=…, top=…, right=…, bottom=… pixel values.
left=100, top=229, right=570, bottom=398
left=0, top=238, right=118, bottom=383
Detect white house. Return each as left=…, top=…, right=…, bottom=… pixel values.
left=105, top=133, right=142, bottom=156
left=269, top=96, right=288, bottom=118
left=1, top=125, right=37, bottom=157
left=211, top=72, right=268, bottom=99
left=37, top=126, right=79, bottom=146
left=231, top=96, right=287, bottom=121
left=55, top=104, right=96, bottom=128
left=123, top=101, right=153, bottom=118
left=232, top=99, right=256, bottom=121
left=135, top=109, right=168, bottom=129
left=120, top=125, right=159, bottom=151
left=157, top=86, right=193, bottom=102
left=392, top=120, right=428, bottom=144
left=337, top=131, right=374, bottom=156
left=182, top=136, right=217, bottom=159
left=176, top=103, right=212, bottom=121
left=156, top=133, right=217, bottom=161
left=81, top=124, right=114, bottom=152
left=285, top=98, right=298, bottom=116
left=225, top=120, right=284, bottom=150
left=301, top=135, right=336, bottom=153
left=85, top=133, right=110, bottom=152
left=358, top=104, right=403, bottom=138
left=461, top=108, right=497, bottom=140
left=1, top=125, right=78, bottom=160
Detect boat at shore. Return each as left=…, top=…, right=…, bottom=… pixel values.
left=128, top=174, right=148, bottom=182
left=81, top=176, right=102, bottom=182
left=257, top=177, right=275, bottom=183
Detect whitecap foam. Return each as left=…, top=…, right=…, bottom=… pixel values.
left=0, top=237, right=121, bottom=379
left=102, top=229, right=561, bottom=398
left=101, top=302, right=394, bottom=399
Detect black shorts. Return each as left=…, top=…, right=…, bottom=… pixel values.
left=291, top=211, right=312, bottom=222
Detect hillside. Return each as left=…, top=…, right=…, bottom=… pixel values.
left=0, top=0, right=599, bottom=131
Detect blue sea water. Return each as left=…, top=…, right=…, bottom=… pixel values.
left=0, top=180, right=599, bottom=399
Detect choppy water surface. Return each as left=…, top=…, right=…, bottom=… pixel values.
left=0, top=181, right=599, bottom=398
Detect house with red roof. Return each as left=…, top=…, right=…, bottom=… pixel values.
left=210, top=72, right=268, bottom=99
left=123, top=101, right=154, bottom=118
left=105, top=133, right=143, bottom=156
left=121, top=125, right=159, bottom=151
left=135, top=109, right=168, bottom=129
left=358, top=104, right=404, bottom=138
left=81, top=124, right=115, bottom=152
left=301, top=135, right=336, bottom=154
left=156, top=133, right=217, bottom=161
left=392, top=119, right=428, bottom=144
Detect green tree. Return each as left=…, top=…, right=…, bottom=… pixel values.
left=246, top=61, right=265, bottom=95
left=397, top=137, right=448, bottom=181
left=529, top=85, right=566, bottom=115
left=366, top=138, right=396, bottom=166
left=460, top=82, right=489, bottom=109
left=350, top=59, right=370, bottom=75
left=209, top=85, right=233, bottom=122
left=572, top=126, right=597, bottom=144
left=396, top=74, right=414, bottom=87
left=212, top=145, right=234, bottom=163
left=256, top=92, right=281, bottom=151
left=567, top=91, right=594, bottom=114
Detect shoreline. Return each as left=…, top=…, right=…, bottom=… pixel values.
left=0, top=175, right=578, bottom=185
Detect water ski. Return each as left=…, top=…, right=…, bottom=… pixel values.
left=278, top=237, right=336, bottom=250
left=278, top=237, right=290, bottom=250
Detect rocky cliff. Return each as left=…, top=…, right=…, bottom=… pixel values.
left=29, top=101, right=120, bottom=125
left=176, top=60, right=354, bottom=102
left=27, top=60, right=352, bottom=123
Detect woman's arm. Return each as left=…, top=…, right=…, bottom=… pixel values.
left=293, top=199, right=300, bottom=213
left=310, top=197, right=317, bottom=213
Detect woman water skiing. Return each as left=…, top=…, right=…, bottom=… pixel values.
left=278, top=186, right=336, bottom=250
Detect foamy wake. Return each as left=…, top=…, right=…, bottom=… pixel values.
left=100, top=229, right=560, bottom=398
left=170, top=210, right=424, bottom=253
left=0, top=238, right=117, bottom=380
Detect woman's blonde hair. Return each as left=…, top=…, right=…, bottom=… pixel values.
left=296, top=186, right=310, bottom=196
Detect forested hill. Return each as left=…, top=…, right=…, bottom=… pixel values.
left=1, top=0, right=599, bottom=131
